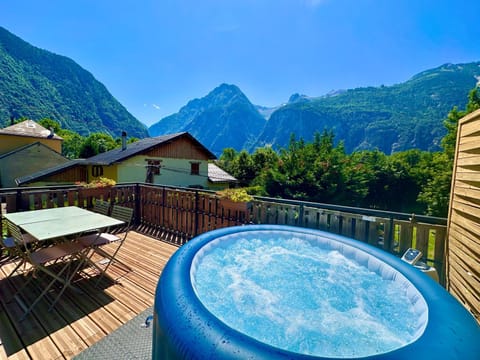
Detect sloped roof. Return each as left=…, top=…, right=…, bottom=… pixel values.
left=16, top=159, right=86, bottom=185
left=84, top=132, right=216, bottom=165
left=208, top=163, right=237, bottom=183
left=18, top=160, right=237, bottom=186
left=0, top=141, right=65, bottom=160
left=16, top=132, right=219, bottom=185
left=0, top=120, right=63, bottom=140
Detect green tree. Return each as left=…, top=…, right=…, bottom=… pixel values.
left=262, top=131, right=349, bottom=203
left=230, top=150, right=256, bottom=187
left=38, top=118, right=61, bottom=133
left=339, top=150, right=379, bottom=207
left=417, top=152, right=451, bottom=216
left=115, top=136, right=139, bottom=147
left=441, top=107, right=463, bottom=162
left=250, top=146, right=279, bottom=191
left=37, top=118, right=84, bottom=159
left=217, top=148, right=238, bottom=174
left=58, top=129, right=84, bottom=159
left=421, top=87, right=480, bottom=216
left=79, top=133, right=117, bottom=158
left=442, top=88, right=480, bottom=161
left=466, top=87, right=480, bottom=113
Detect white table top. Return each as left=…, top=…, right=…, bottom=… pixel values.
left=4, top=206, right=124, bottom=241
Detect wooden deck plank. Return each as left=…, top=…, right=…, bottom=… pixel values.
left=0, top=275, right=63, bottom=360
left=0, top=306, right=30, bottom=360
left=12, top=278, right=88, bottom=359
left=0, top=231, right=178, bottom=360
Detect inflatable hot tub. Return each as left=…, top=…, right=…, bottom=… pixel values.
left=153, top=225, right=480, bottom=359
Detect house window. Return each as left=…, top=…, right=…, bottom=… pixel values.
left=145, top=159, right=161, bottom=183
left=190, top=162, right=200, bottom=175
left=91, top=165, right=103, bottom=177
left=145, top=159, right=161, bottom=175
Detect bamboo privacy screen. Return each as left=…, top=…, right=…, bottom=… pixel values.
left=446, top=108, right=480, bottom=323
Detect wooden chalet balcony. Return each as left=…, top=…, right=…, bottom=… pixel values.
left=0, top=183, right=452, bottom=359
left=0, top=183, right=448, bottom=280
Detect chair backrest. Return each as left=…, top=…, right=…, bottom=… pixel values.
left=110, top=205, right=134, bottom=227
left=6, top=222, right=30, bottom=254
left=93, top=200, right=111, bottom=216
left=7, top=221, right=23, bottom=244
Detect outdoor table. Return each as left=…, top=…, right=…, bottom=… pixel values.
left=4, top=206, right=123, bottom=241
left=4, top=206, right=125, bottom=319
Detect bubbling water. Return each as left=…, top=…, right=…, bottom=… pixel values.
left=192, top=231, right=427, bottom=358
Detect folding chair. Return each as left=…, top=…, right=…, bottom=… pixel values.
left=92, top=200, right=111, bottom=216
left=7, top=222, right=87, bottom=320
left=79, top=200, right=112, bottom=238
left=1, top=227, right=38, bottom=278
left=78, top=205, right=134, bottom=284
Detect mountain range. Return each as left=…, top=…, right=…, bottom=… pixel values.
left=0, top=26, right=148, bottom=138
left=1, top=25, right=479, bottom=156
left=150, top=63, right=480, bottom=155
left=148, top=83, right=266, bottom=155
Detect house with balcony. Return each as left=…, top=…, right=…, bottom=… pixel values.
left=15, top=132, right=237, bottom=190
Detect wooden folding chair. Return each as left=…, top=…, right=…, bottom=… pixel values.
left=78, top=205, right=134, bottom=284
left=8, top=222, right=87, bottom=320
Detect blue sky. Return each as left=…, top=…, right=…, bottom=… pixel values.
left=1, top=0, right=480, bottom=127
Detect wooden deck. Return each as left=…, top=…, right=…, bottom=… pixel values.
left=0, top=231, right=179, bottom=360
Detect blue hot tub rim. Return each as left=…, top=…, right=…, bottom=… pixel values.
left=153, top=224, right=480, bottom=360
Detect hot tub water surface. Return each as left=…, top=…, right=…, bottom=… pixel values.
left=192, top=232, right=425, bottom=357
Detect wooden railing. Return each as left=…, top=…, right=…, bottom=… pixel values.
left=1, top=183, right=448, bottom=285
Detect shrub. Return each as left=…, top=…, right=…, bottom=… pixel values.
left=216, top=188, right=253, bottom=202
left=76, top=177, right=116, bottom=188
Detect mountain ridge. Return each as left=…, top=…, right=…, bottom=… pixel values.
left=150, top=62, right=480, bottom=155
left=149, top=83, right=266, bottom=155
left=0, top=26, right=148, bottom=138
left=1, top=26, right=479, bottom=154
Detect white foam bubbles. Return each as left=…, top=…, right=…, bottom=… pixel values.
left=192, top=231, right=426, bottom=357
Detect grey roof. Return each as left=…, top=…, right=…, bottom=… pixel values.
left=0, top=141, right=64, bottom=160
left=208, top=163, right=237, bottom=183
left=16, top=132, right=219, bottom=185
left=16, top=159, right=86, bottom=185
left=85, top=132, right=216, bottom=165
left=0, top=120, right=63, bottom=140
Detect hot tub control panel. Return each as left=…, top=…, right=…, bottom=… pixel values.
left=401, top=248, right=422, bottom=265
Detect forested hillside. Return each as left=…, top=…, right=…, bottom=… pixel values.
left=0, top=26, right=148, bottom=138
left=150, top=62, right=480, bottom=155
left=218, top=88, right=480, bottom=218
left=256, top=63, right=480, bottom=153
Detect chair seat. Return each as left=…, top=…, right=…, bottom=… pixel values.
left=30, top=242, right=84, bottom=265
left=79, top=233, right=121, bottom=247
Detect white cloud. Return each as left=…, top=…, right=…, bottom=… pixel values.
left=152, top=104, right=161, bottom=110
